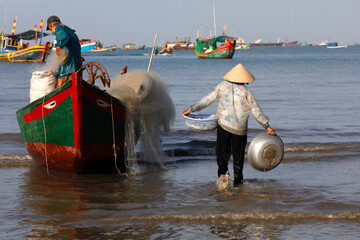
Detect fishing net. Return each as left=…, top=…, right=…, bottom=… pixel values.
left=36, top=47, right=69, bottom=72
left=104, top=70, right=175, bottom=174
left=30, top=48, right=69, bottom=102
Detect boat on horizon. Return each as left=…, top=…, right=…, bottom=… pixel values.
left=194, top=35, right=236, bottom=59
left=235, top=43, right=250, bottom=50
left=327, top=44, right=348, bottom=49
left=79, top=39, right=96, bottom=52
left=121, top=43, right=145, bottom=50
left=92, top=44, right=117, bottom=52
left=79, top=39, right=116, bottom=52
left=250, top=39, right=283, bottom=47
left=155, top=46, right=173, bottom=56
left=162, top=40, right=195, bottom=51
left=194, top=1, right=235, bottom=58
left=282, top=41, right=299, bottom=47
left=96, top=45, right=117, bottom=52
left=0, top=30, right=52, bottom=62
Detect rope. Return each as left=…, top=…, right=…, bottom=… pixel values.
left=124, top=118, right=137, bottom=176
left=41, top=95, right=50, bottom=176
left=110, top=96, right=128, bottom=178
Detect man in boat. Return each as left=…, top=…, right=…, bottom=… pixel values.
left=182, top=64, right=275, bottom=187
left=46, top=15, right=82, bottom=88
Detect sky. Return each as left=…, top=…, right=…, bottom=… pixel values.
left=1, top=0, right=360, bottom=46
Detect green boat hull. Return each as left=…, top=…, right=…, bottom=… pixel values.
left=194, top=36, right=236, bottom=59
left=194, top=47, right=235, bottom=59
left=16, top=71, right=127, bottom=173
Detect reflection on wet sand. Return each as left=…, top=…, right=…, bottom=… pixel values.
left=21, top=165, right=167, bottom=239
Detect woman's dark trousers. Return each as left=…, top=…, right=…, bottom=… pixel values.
left=216, top=125, right=247, bottom=184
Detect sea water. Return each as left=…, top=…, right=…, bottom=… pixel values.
left=0, top=46, right=360, bottom=239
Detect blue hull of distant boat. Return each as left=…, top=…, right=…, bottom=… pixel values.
left=81, top=43, right=96, bottom=52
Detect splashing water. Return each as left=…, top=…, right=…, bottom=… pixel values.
left=104, top=70, right=175, bottom=174
left=215, top=172, right=232, bottom=190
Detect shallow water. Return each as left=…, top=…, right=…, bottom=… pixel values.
left=1, top=46, right=360, bottom=239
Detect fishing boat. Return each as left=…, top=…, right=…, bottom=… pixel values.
left=327, top=43, right=348, bottom=49
left=250, top=39, right=283, bottom=47
left=16, top=62, right=127, bottom=173
left=174, top=41, right=195, bottom=51
left=282, top=41, right=299, bottom=47
left=0, top=30, right=51, bottom=62
left=92, top=44, right=117, bottom=52
left=157, top=47, right=173, bottom=56
left=79, top=39, right=96, bottom=52
left=79, top=39, right=116, bottom=52
left=194, top=36, right=236, bottom=59
left=235, top=43, right=250, bottom=50
left=194, top=0, right=235, bottom=59
left=162, top=41, right=195, bottom=51
left=83, top=40, right=117, bottom=52
left=121, top=43, right=145, bottom=50
left=251, top=42, right=283, bottom=47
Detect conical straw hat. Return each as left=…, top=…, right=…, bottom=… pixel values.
left=223, top=64, right=255, bottom=83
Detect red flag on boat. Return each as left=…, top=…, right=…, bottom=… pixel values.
left=40, top=19, right=43, bottom=29
left=11, top=19, right=16, bottom=35
left=34, top=25, right=38, bottom=44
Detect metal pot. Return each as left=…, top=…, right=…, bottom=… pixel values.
left=247, top=132, right=284, bottom=172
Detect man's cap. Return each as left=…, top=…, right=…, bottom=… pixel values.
left=223, top=64, right=255, bottom=83
left=46, top=15, right=61, bottom=30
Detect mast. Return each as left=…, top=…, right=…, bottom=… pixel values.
left=212, top=0, right=216, bottom=37
left=1, top=6, right=7, bottom=36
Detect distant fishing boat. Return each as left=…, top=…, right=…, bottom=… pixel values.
left=251, top=42, right=283, bottom=47
left=156, top=47, right=173, bottom=56
left=327, top=44, right=348, bottom=49
left=194, top=36, right=236, bottom=59
left=194, top=0, right=236, bottom=59
left=318, top=41, right=342, bottom=47
left=121, top=43, right=145, bottom=50
left=235, top=43, right=250, bottom=50
left=79, top=39, right=116, bottom=52
left=174, top=41, right=195, bottom=51
left=16, top=62, right=127, bottom=173
left=163, top=41, right=195, bottom=51
left=251, top=39, right=283, bottom=47
left=282, top=41, right=299, bottom=47
left=79, top=39, right=96, bottom=52
left=0, top=30, right=51, bottom=62
left=92, top=45, right=117, bottom=52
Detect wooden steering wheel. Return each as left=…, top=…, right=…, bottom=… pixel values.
left=79, top=61, right=110, bottom=87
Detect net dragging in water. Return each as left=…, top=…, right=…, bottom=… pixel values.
left=105, top=70, right=175, bottom=174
